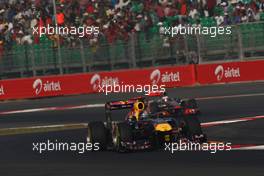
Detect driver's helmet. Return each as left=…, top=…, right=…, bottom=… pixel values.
left=162, top=96, right=169, bottom=102
left=132, top=101, right=145, bottom=121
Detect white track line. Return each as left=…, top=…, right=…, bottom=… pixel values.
left=0, top=92, right=264, bottom=116
left=232, top=145, right=264, bottom=150
left=0, top=104, right=104, bottom=115
left=1, top=123, right=88, bottom=130
left=196, top=92, right=264, bottom=100
left=201, top=115, right=264, bottom=127
left=3, top=115, right=264, bottom=131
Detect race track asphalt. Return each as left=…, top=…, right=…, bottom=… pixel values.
left=0, top=82, right=263, bottom=176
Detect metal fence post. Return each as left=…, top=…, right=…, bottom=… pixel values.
left=196, top=34, right=202, bottom=64
left=80, top=40, right=87, bottom=73
left=130, top=33, right=137, bottom=68
left=236, top=25, right=244, bottom=60
left=30, top=45, right=37, bottom=76
left=53, top=0, right=63, bottom=75
left=183, top=35, right=189, bottom=63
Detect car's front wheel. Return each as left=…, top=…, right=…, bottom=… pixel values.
left=182, top=116, right=206, bottom=143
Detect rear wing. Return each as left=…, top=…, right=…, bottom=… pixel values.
left=104, top=97, right=144, bottom=128
left=105, top=92, right=165, bottom=111
left=147, top=91, right=166, bottom=97
left=105, top=97, right=144, bottom=111
left=105, top=101, right=134, bottom=111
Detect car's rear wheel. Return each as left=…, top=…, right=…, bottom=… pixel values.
left=87, top=122, right=107, bottom=150
left=184, top=116, right=202, bottom=134
left=112, top=122, right=132, bottom=152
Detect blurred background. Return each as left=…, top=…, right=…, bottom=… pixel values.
left=0, top=0, right=263, bottom=79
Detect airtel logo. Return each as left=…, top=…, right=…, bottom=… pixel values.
left=214, top=65, right=241, bottom=81
left=0, top=85, right=5, bottom=95
left=215, top=65, right=224, bottom=81
left=150, top=69, right=161, bottom=85
left=33, top=79, right=61, bottom=95
left=90, top=74, right=119, bottom=91
left=150, top=69, right=180, bottom=85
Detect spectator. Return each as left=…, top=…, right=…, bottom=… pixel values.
left=56, top=11, right=65, bottom=25
left=0, top=0, right=263, bottom=53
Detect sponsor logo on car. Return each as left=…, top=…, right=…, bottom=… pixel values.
left=0, top=85, right=5, bottom=95
left=90, top=74, right=119, bottom=91
left=150, top=69, right=180, bottom=85
left=33, top=79, right=61, bottom=95
left=214, top=65, right=240, bottom=81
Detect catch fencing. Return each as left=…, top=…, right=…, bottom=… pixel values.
left=0, top=22, right=263, bottom=79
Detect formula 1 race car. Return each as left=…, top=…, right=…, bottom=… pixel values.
left=86, top=94, right=206, bottom=152
left=146, top=91, right=201, bottom=117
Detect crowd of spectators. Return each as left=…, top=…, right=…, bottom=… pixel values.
left=0, top=0, right=264, bottom=57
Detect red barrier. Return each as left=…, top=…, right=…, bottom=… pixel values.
left=0, top=74, right=91, bottom=100
left=196, top=60, right=264, bottom=85
left=89, top=64, right=196, bottom=90
left=1, top=60, right=263, bottom=101
left=0, top=65, right=196, bottom=100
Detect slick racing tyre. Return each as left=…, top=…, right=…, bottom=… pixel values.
left=182, top=116, right=203, bottom=140
left=87, top=122, right=107, bottom=150
left=112, top=122, right=132, bottom=152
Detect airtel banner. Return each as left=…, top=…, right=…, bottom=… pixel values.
left=197, top=60, right=264, bottom=84
left=89, top=65, right=196, bottom=92
left=1, top=60, right=263, bottom=101
left=0, top=65, right=196, bottom=100
left=0, top=74, right=91, bottom=100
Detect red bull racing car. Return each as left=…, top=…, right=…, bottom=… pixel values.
left=87, top=93, right=206, bottom=152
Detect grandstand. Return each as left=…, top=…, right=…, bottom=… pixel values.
left=0, top=0, right=264, bottom=79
